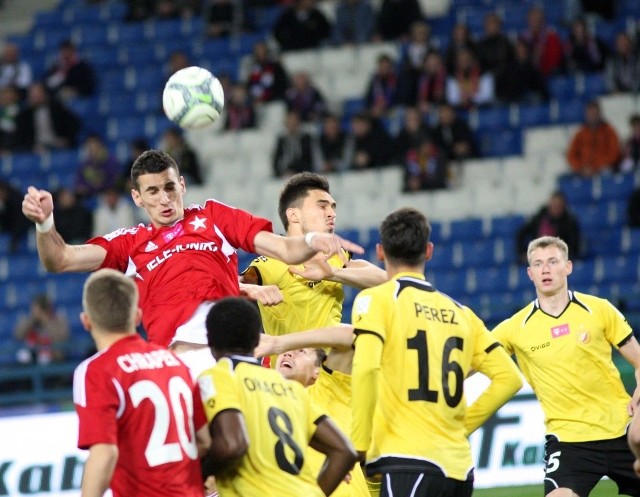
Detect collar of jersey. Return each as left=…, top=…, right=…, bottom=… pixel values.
left=393, top=271, right=426, bottom=281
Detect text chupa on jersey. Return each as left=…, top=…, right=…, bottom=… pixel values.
left=146, top=242, right=219, bottom=271
left=117, top=350, right=182, bottom=372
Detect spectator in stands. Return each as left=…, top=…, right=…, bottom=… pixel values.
left=14, top=293, right=70, bottom=365
left=75, top=134, right=122, bottom=198
left=224, top=83, right=257, bottom=131
left=375, top=0, right=424, bottom=41
left=364, top=54, right=399, bottom=119
left=520, top=6, right=565, bottom=77
left=565, top=17, right=608, bottom=74
left=93, top=187, right=137, bottom=237
left=273, top=0, right=331, bottom=52
left=0, top=43, right=32, bottom=100
left=205, top=0, right=243, bottom=38
left=44, top=40, right=97, bottom=100
left=476, top=13, right=514, bottom=99
left=403, top=138, right=448, bottom=192
left=0, top=85, right=20, bottom=151
left=499, top=38, right=550, bottom=103
left=409, top=50, right=447, bottom=113
left=620, top=114, right=640, bottom=174
left=166, top=50, right=191, bottom=77
left=432, top=103, right=478, bottom=161
left=445, top=23, right=478, bottom=74
left=118, top=137, right=149, bottom=193
left=394, top=106, right=431, bottom=163
left=332, top=0, right=375, bottom=45
left=54, top=187, right=94, bottom=244
left=446, top=47, right=494, bottom=109
left=273, top=110, right=313, bottom=177
left=567, top=100, right=620, bottom=177
left=245, top=41, right=290, bottom=103
left=159, top=127, right=203, bottom=185
left=312, top=112, right=347, bottom=173
left=627, top=186, right=640, bottom=228
left=284, top=71, right=326, bottom=123
left=13, top=82, right=81, bottom=153
left=516, top=190, right=581, bottom=264
left=0, top=179, right=31, bottom=252
left=605, top=32, right=640, bottom=94
left=399, top=21, right=434, bottom=77
left=344, top=111, right=395, bottom=170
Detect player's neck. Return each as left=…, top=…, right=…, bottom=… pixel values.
left=385, top=263, right=424, bottom=279
left=536, top=289, right=570, bottom=316
left=93, top=330, right=135, bottom=350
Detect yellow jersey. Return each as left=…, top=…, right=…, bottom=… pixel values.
left=244, top=252, right=349, bottom=336
left=492, top=290, right=633, bottom=442
left=198, top=356, right=326, bottom=497
left=351, top=272, right=519, bottom=481
left=306, top=366, right=369, bottom=497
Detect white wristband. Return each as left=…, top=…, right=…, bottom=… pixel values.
left=304, top=232, right=316, bottom=248
left=35, top=213, right=54, bottom=233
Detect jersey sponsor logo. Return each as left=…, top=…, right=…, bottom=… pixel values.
left=116, top=349, right=182, bottom=373
left=145, top=242, right=220, bottom=271
left=188, top=215, right=207, bottom=231
left=414, top=302, right=459, bottom=324
left=243, top=377, right=298, bottom=399
left=162, top=223, right=184, bottom=243
left=103, top=226, right=140, bottom=241
left=530, top=342, right=551, bottom=352
left=550, top=324, right=570, bottom=338
left=144, top=241, right=158, bottom=252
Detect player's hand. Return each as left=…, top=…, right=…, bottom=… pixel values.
left=254, top=334, right=276, bottom=359
left=634, top=459, right=640, bottom=477
left=22, top=186, right=54, bottom=224
left=628, top=387, right=640, bottom=416
left=307, top=232, right=364, bottom=263
left=203, top=475, right=218, bottom=497
left=239, top=283, right=284, bottom=306
left=288, top=252, right=336, bottom=281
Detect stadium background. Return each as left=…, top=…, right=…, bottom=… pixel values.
left=0, top=0, right=638, bottom=494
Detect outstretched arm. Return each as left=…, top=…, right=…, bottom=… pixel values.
left=22, top=186, right=106, bottom=272
left=289, top=257, right=387, bottom=289
left=253, top=231, right=363, bottom=266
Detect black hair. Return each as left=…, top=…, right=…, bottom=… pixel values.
left=205, top=297, right=262, bottom=354
left=278, top=172, right=331, bottom=231
left=130, top=150, right=180, bottom=190
left=379, top=207, right=431, bottom=266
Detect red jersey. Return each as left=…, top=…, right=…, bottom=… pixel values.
left=73, top=335, right=206, bottom=497
left=87, top=200, right=272, bottom=346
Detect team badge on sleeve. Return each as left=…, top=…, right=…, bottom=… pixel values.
left=198, top=374, right=216, bottom=401
left=355, top=295, right=372, bottom=316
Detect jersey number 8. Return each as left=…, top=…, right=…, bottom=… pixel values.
left=268, top=407, right=305, bottom=475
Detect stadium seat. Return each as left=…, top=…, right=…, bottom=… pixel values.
left=449, top=218, right=485, bottom=241
left=548, top=76, right=575, bottom=101
left=576, top=73, right=607, bottom=100
left=575, top=201, right=614, bottom=231
left=9, top=153, right=43, bottom=176
left=113, top=23, right=150, bottom=44
left=427, top=241, right=458, bottom=271
left=149, top=18, right=183, bottom=40
left=489, top=214, right=525, bottom=238
left=470, top=106, right=512, bottom=131
left=556, top=98, right=586, bottom=124
left=598, top=254, right=640, bottom=284
left=430, top=268, right=470, bottom=296
left=583, top=228, right=625, bottom=257
left=569, top=258, right=599, bottom=288
left=0, top=254, right=47, bottom=282
left=477, top=128, right=522, bottom=157
left=245, top=5, right=284, bottom=33
left=558, top=174, right=594, bottom=203
left=472, top=266, right=513, bottom=294
left=517, top=103, right=553, bottom=128
left=595, top=173, right=636, bottom=201
left=459, top=239, right=498, bottom=268
left=72, top=23, right=111, bottom=46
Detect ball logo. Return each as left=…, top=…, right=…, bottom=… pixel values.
left=577, top=331, right=591, bottom=344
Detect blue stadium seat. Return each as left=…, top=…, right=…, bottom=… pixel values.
left=597, top=173, right=636, bottom=201
left=49, top=274, right=86, bottom=306
left=101, top=69, right=133, bottom=92
left=149, top=18, right=184, bottom=40
left=518, top=103, right=553, bottom=128
left=343, top=98, right=365, bottom=119
left=0, top=254, right=47, bottom=282
left=99, top=93, right=140, bottom=117
left=34, top=10, right=67, bottom=28
left=490, top=214, right=525, bottom=238
left=473, top=266, right=512, bottom=294
left=583, top=228, right=625, bottom=257
left=430, top=221, right=444, bottom=243
left=616, top=282, right=640, bottom=311
left=449, top=218, right=484, bottom=241
left=10, top=152, right=43, bottom=175
left=114, top=23, right=150, bottom=44
left=428, top=241, right=457, bottom=271
left=245, top=5, right=284, bottom=33
left=48, top=149, right=81, bottom=173
left=118, top=44, right=162, bottom=66
left=472, top=106, right=511, bottom=131
left=72, top=23, right=111, bottom=46
left=32, top=28, right=71, bottom=51
left=577, top=73, right=607, bottom=100
left=430, top=269, right=469, bottom=296
left=599, top=254, right=640, bottom=284
left=477, top=128, right=522, bottom=157
left=107, top=116, right=148, bottom=142
left=569, top=258, right=598, bottom=289
left=336, top=229, right=362, bottom=246
left=62, top=4, right=103, bottom=23
left=66, top=96, right=100, bottom=121
left=83, top=46, right=120, bottom=70
left=556, top=98, right=585, bottom=124
left=575, top=202, right=613, bottom=231
left=460, top=240, right=498, bottom=268
left=548, top=76, right=575, bottom=101
left=558, top=174, right=594, bottom=203
left=0, top=309, right=27, bottom=340
left=133, top=65, right=166, bottom=91
left=627, top=228, right=640, bottom=254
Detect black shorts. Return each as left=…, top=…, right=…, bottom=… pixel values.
left=379, top=471, right=473, bottom=497
left=543, top=434, right=640, bottom=496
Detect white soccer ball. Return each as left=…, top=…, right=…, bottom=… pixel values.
left=162, top=66, right=225, bottom=129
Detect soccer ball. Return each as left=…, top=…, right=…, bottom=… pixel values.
left=162, top=66, right=225, bottom=129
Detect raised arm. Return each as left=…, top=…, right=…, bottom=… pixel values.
left=22, top=186, right=106, bottom=272
left=618, top=335, right=640, bottom=415
left=253, top=231, right=363, bottom=266
left=289, top=257, right=387, bottom=289
left=309, top=417, right=358, bottom=497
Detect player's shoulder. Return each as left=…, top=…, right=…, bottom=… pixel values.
left=571, top=290, right=621, bottom=316
left=493, top=301, right=537, bottom=332
left=100, top=223, right=146, bottom=242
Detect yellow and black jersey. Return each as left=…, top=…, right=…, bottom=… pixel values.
left=198, top=356, right=326, bottom=497
left=492, top=290, right=633, bottom=442
left=351, top=272, right=515, bottom=482
left=306, top=366, right=369, bottom=497
left=243, top=251, right=350, bottom=337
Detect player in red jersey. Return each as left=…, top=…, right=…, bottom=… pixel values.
left=73, top=268, right=210, bottom=497
left=22, top=150, right=363, bottom=372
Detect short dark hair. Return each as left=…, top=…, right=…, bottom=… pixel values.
left=379, top=207, right=431, bottom=266
left=313, top=348, right=327, bottom=366
left=130, top=150, right=180, bottom=190
left=205, top=297, right=262, bottom=354
left=278, top=172, right=331, bottom=230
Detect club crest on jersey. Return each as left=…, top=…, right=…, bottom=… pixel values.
left=189, top=215, right=207, bottom=231
left=550, top=323, right=570, bottom=338
left=144, top=241, right=158, bottom=252
left=355, top=295, right=372, bottom=315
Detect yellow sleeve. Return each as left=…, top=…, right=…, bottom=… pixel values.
left=465, top=319, right=522, bottom=435
left=601, top=298, right=634, bottom=347
left=245, top=255, right=288, bottom=286
left=351, top=331, right=383, bottom=453
left=197, top=359, right=241, bottom=422
left=490, top=318, right=514, bottom=355
left=304, top=386, right=329, bottom=440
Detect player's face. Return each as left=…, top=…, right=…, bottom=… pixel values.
left=527, top=246, right=573, bottom=296
left=131, top=168, right=186, bottom=227
left=276, top=348, right=320, bottom=386
left=295, top=189, right=336, bottom=235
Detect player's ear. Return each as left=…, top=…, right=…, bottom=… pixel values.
left=179, top=176, right=186, bottom=193
left=286, top=207, right=299, bottom=225
left=134, top=307, right=143, bottom=326
left=565, top=259, right=573, bottom=275
left=131, top=188, right=143, bottom=208
left=375, top=243, right=384, bottom=262
left=80, top=311, right=91, bottom=332
left=425, top=242, right=434, bottom=262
